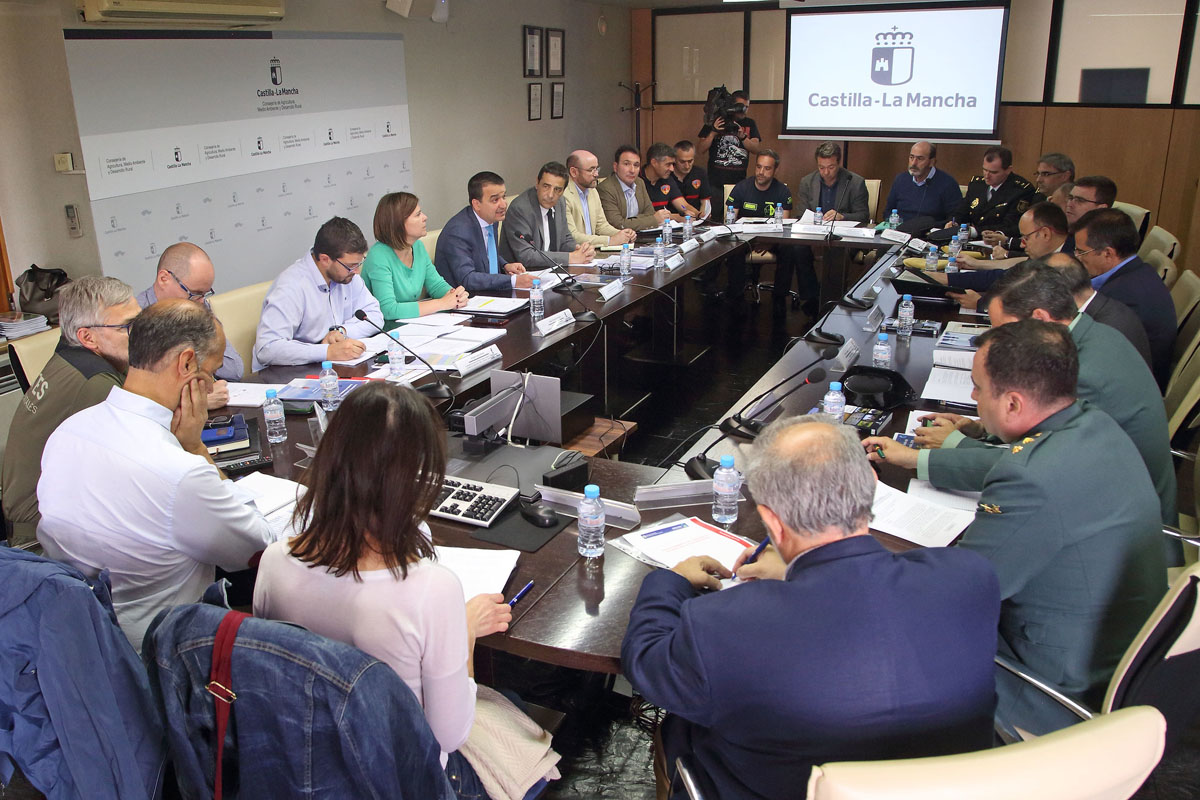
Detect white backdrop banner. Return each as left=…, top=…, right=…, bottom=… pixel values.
left=64, top=31, right=414, bottom=290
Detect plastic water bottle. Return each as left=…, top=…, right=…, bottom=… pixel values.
left=318, top=360, right=341, bottom=412
left=683, top=214, right=694, bottom=239
left=772, top=203, right=784, bottom=231
left=653, top=236, right=665, bottom=269
left=577, top=484, right=606, bottom=558
left=712, top=455, right=741, bottom=527
left=814, top=206, right=823, bottom=225
left=530, top=278, right=544, bottom=320
left=888, top=208, right=901, bottom=229
left=662, top=217, right=674, bottom=242
left=898, top=294, right=915, bottom=340
left=925, top=245, right=939, bottom=271
left=959, top=223, right=970, bottom=244
left=949, top=235, right=962, bottom=260
left=822, top=381, right=846, bottom=422
left=263, top=388, right=287, bottom=444
left=946, top=254, right=959, bottom=274
left=387, top=332, right=408, bottom=381
left=873, top=332, right=892, bottom=368
left=620, top=244, right=632, bottom=278
left=725, top=199, right=737, bottom=225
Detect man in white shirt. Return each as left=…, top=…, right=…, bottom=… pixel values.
left=38, top=299, right=272, bottom=650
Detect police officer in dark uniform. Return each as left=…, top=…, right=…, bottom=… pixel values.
left=948, top=146, right=1039, bottom=239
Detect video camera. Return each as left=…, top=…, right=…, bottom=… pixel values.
left=703, top=85, right=747, bottom=128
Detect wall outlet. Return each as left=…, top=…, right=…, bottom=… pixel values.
left=54, top=153, right=74, bottom=172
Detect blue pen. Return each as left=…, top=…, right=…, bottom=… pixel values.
left=507, top=581, right=535, bottom=607
left=732, top=538, right=771, bottom=579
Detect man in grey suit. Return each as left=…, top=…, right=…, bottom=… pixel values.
left=866, top=319, right=1165, bottom=735
left=500, top=162, right=594, bottom=268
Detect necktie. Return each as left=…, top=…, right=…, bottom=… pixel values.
left=486, top=225, right=498, bottom=274
left=625, top=187, right=637, bottom=217
left=987, top=187, right=994, bottom=203
left=547, top=207, right=557, bottom=247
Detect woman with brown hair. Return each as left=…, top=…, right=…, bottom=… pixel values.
left=361, top=191, right=469, bottom=321
left=252, top=382, right=522, bottom=795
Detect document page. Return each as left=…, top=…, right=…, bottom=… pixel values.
left=434, top=546, right=521, bottom=601
left=871, top=483, right=975, bottom=547
left=919, top=366, right=977, bottom=406
left=905, top=479, right=982, bottom=514
left=226, top=383, right=287, bottom=408
left=931, top=349, right=974, bottom=370
left=621, top=517, right=753, bottom=572
left=399, top=313, right=471, bottom=327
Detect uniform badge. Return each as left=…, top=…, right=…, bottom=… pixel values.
left=692, top=179, right=701, bottom=189
left=979, top=503, right=1002, bottom=514
left=1011, top=445, right=1023, bottom=454
left=661, top=185, right=670, bottom=195
left=1022, top=437, right=1035, bottom=443
left=970, top=198, right=979, bottom=209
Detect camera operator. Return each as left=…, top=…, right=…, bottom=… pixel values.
left=696, top=88, right=762, bottom=192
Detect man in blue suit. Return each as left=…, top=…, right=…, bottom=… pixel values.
left=1074, top=207, right=1175, bottom=388
left=434, top=171, right=535, bottom=293
left=621, top=417, right=1001, bottom=800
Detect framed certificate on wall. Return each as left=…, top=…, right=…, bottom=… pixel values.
left=528, top=83, right=543, bottom=121
left=551, top=82, right=564, bottom=119
left=546, top=28, right=564, bottom=77
left=523, top=25, right=543, bottom=78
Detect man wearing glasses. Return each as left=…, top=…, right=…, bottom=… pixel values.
left=136, top=243, right=242, bottom=407
left=253, top=217, right=383, bottom=371
left=3, top=277, right=140, bottom=547
left=563, top=150, right=636, bottom=248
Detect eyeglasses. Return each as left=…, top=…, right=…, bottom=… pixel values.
left=335, top=257, right=364, bottom=273
left=1034, top=169, right=1065, bottom=178
left=1074, top=246, right=1100, bottom=258
left=1019, top=225, right=1048, bottom=243
left=1067, top=194, right=1101, bottom=206
left=85, top=321, right=133, bottom=334
left=167, top=269, right=215, bottom=301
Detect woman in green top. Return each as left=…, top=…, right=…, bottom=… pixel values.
left=362, top=192, right=469, bottom=321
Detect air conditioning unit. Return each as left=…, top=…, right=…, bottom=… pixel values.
left=78, top=0, right=285, bottom=23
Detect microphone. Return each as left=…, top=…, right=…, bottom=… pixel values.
left=719, top=367, right=828, bottom=441
left=513, top=232, right=599, bottom=323
left=838, top=293, right=873, bottom=310
left=730, top=345, right=838, bottom=423
left=353, top=310, right=453, bottom=400
left=821, top=179, right=851, bottom=242
left=801, top=300, right=846, bottom=346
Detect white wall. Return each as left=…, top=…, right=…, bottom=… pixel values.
left=0, top=0, right=632, bottom=282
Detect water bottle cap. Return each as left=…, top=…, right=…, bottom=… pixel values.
left=532, top=278, right=540, bottom=287
left=584, top=484, right=600, bottom=498
left=878, top=332, right=888, bottom=341
left=321, top=361, right=333, bottom=369
left=720, top=455, right=735, bottom=469
left=903, top=294, right=913, bottom=301
left=622, top=243, right=629, bottom=249
left=656, top=237, right=663, bottom=243
left=951, top=235, right=958, bottom=241
left=391, top=331, right=399, bottom=340
left=830, top=381, right=842, bottom=391
left=891, top=209, right=897, bottom=213
left=265, top=389, right=277, bottom=399
left=686, top=215, right=692, bottom=220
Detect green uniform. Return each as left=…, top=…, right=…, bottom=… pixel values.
left=1, top=339, right=123, bottom=545
left=958, top=401, right=1165, bottom=734
left=950, top=172, right=1038, bottom=238
left=920, top=313, right=1177, bottom=531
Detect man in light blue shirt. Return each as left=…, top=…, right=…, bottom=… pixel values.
left=252, top=217, right=383, bottom=371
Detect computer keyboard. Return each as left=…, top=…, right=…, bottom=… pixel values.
left=429, top=476, right=520, bottom=527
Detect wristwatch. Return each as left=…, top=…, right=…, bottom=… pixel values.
left=329, top=325, right=346, bottom=335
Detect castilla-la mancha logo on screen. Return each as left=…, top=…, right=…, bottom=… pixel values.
left=269, top=56, right=283, bottom=86
left=872, top=28, right=914, bottom=86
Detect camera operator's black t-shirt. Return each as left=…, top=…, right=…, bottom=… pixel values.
left=698, top=116, right=761, bottom=190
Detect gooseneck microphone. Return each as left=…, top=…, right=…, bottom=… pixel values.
left=720, top=367, right=829, bottom=441
left=731, top=345, right=838, bottom=423
left=801, top=301, right=846, bottom=346
left=354, top=310, right=453, bottom=400
left=512, top=232, right=600, bottom=323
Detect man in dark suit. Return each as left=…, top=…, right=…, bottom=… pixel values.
left=950, top=146, right=1039, bottom=238
left=622, top=416, right=1001, bottom=800
left=1074, top=207, right=1175, bottom=388
left=1046, top=252, right=1153, bottom=371
left=499, top=161, right=594, bottom=268
left=434, top=171, right=534, bottom=293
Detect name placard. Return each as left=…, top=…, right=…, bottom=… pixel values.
left=451, top=345, right=502, bottom=376
left=534, top=309, right=575, bottom=337
left=880, top=228, right=910, bottom=244
left=700, top=229, right=720, bottom=242
left=664, top=253, right=686, bottom=271
left=598, top=279, right=625, bottom=301
left=907, top=236, right=931, bottom=253
left=679, top=238, right=699, bottom=253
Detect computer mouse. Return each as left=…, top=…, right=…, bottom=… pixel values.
left=520, top=502, right=560, bottom=528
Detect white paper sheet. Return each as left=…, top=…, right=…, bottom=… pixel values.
left=398, top=313, right=471, bottom=327
left=460, top=296, right=528, bottom=315
left=871, top=483, right=975, bottom=547
left=440, top=327, right=507, bottom=346
left=434, top=546, right=521, bottom=601
left=331, top=333, right=395, bottom=366
left=233, top=472, right=305, bottom=515
left=225, top=383, right=287, bottom=408
left=919, top=366, right=978, bottom=406
left=905, top=479, right=982, bottom=514
left=621, top=517, right=753, bottom=572
left=903, top=410, right=979, bottom=434
left=931, top=349, right=974, bottom=370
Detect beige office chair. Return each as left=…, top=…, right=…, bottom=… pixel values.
left=8, top=327, right=61, bottom=393
left=996, top=561, right=1200, bottom=749
left=1113, top=201, right=1151, bottom=246
left=208, top=280, right=272, bottom=379
left=864, top=179, right=881, bottom=225
left=1164, top=345, right=1200, bottom=441
left=1168, top=310, right=1200, bottom=392
left=424, top=227, right=442, bottom=264
left=1145, top=249, right=1179, bottom=290
left=1140, top=226, right=1180, bottom=261
left=801, top=707, right=1164, bottom=800
left=1170, top=270, right=1200, bottom=326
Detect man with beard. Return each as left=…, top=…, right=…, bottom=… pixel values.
left=563, top=149, right=636, bottom=248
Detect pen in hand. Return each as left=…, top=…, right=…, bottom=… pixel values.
left=508, top=580, right=534, bottom=607
left=733, top=537, right=771, bottom=580
left=874, top=445, right=886, bottom=460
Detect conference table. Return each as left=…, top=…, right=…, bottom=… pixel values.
left=242, top=223, right=976, bottom=675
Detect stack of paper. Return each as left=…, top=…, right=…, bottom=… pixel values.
left=871, top=483, right=975, bottom=547
left=440, top=326, right=506, bottom=346
left=226, top=383, right=287, bottom=408
left=919, top=366, right=976, bottom=406
left=459, top=296, right=528, bottom=316
left=233, top=472, right=307, bottom=542
left=931, top=349, right=974, bottom=370
left=330, top=333, right=397, bottom=366
left=905, top=479, right=982, bottom=514
left=937, top=322, right=989, bottom=350
left=0, top=311, right=50, bottom=339
left=434, top=546, right=521, bottom=601
left=620, top=517, right=753, bottom=572
left=400, top=313, right=471, bottom=328
left=526, top=269, right=563, bottom=289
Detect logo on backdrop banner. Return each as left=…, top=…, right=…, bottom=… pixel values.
left=270, top=57, right=283, bottom=86
left=872, top=29, right=914, bottom=86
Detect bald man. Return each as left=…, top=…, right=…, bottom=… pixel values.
left=563, top=149, right=637, bottom=248
left=137, top=244, right=243, bottom=406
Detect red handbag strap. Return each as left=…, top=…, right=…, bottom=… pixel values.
left=206, top=611, right=250, bottom=800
